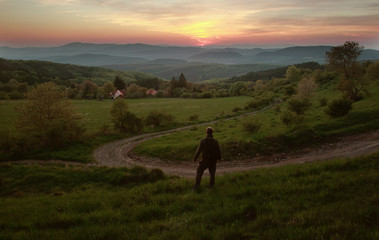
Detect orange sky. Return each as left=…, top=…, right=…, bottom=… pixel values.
left=0, top=0, right=378, bottom=48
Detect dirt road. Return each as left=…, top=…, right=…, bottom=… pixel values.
left=94, top=114, right=379, bottom=178
left=5, top=106, right=378, bottom=178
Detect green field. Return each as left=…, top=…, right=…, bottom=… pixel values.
left=0, top=153, right=377, bottom=239
left=0, top=96, right=252, bottom=134
left=134, top=82, right=379, bottom=161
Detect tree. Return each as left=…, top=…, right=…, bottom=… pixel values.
left=114, top=76, right=126, bottom=90
left=286, top=65, right=301, bottom=82
left=177, top=73, right=188, bottom=88
left=125, top=83, right=147, bottom=98
left=80, top=79, right=98, bottom=99
left=230, top=81, right=247, bottom=96
left=297, top=77, right=318, bottom=100
left=326, top=41, right=367, bottom=101
left=366, top=61, right=379, bottom=82
left=15, top=82, right=84, bottom=147
left=110, top=99, right=142, bottom=133
left=102, top=81, right=115, bottom=98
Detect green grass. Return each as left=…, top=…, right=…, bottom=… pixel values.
left=0, top=97, right=252, bottom=134
left=135, top=82, right=379, bottom=161
left=0, top=153, right=378, bottom=239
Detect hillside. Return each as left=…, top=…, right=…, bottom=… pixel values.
left=2, top=42, right=378, bottom=66
left=104, top=61, right=281, bottom=82
left=0, top=58, right=160, bottom=86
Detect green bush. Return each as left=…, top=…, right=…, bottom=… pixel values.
left=188, top=113, right=199, bottom=121
left=324, top=97, right=353, bottom=118
left=286, top=97, right=311, bottom=115
left=241, top=117, right=261, bottom=134
left=110, top=99, right=142, bottom=133
left=232, top=106, right=242, bottom=113
left=280, top=110, right=304, bottom=127
left=319, top=97, right=328, bottom=106
left=145, top=110, right=175, bottom=127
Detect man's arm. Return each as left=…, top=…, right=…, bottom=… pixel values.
left=216, top=140, right=221, bottom=161
left=193, top=140, right=203, bottom=162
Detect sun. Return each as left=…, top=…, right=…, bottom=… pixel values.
left=180, top=21, right=219, bottom=46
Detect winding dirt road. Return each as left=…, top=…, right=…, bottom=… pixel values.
left=93, top=108, right=379, bottom=177
left=4, top=107, right=378, bottom=178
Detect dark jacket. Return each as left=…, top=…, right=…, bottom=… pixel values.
left=193, top=134, right=221, bottom=163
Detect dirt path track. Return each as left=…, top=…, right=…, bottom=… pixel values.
left=94, top=108, right=379, bottom=177
left=4, top=106, right=379, bottom=178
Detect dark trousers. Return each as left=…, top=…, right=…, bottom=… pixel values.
left=195, top=160, right=216, bottom=188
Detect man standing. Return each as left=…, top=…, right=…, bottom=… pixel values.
left=193, top=127, right=222, bottom=189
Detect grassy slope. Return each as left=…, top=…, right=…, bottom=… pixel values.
left=135, top=82, right=379, bottom=161
left=0, top=153, right=377, bottom=239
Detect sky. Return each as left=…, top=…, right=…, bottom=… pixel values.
left=0, top=0, right=378, bottom=48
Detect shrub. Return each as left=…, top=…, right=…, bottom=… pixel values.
left=232, top=107, right=242, bottom=113
left=188, top=114, right=199, bottom=122
left=241, top=117, right=261, bottom=134
left=145, top=110, right=175, bottom=127
left=246, top=97, right=271, bottom=110
left=286, top=97, right=311, bottom=115
left=319, top=97, right=328, bottom=106
left=200, top=91, right=212, bottom=98
left=280, top=110, right=304, bottom=127
left=110, top=99, right=142, bottom=133
left=324, top=97, right=353, bottom=118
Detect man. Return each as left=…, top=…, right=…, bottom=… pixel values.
left=193, top=127, right=222, bottom=189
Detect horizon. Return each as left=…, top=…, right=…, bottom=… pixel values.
left=0, top=0, right=378, bottom=49
left=2, top=41, right=379, bottom=51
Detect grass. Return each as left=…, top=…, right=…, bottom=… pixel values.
left=135, top=82, right=379, bottom=161
left=0, top=153, right=378, bottom=239
left=0, top=96, right=252, bottom=134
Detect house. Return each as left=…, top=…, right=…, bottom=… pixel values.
left=146, top=89, right=157, bottom=96
left=110, top=90, right=125, bottom=99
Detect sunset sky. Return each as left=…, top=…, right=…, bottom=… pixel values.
left=1, top=0, right=378, bottom=48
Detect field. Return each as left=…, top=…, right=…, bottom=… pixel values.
left=134, top=82, right=379, bottom=161
left=0, top=153, right=377, bottom=239
left=0, top=96, right=252, bottom=134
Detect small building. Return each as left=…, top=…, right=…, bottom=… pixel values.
left=110, top=90, right=125, bottom=99
left=146, top=89, right=157, bottom=96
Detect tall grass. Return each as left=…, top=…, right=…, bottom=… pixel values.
left=0, top=153, right=378, bottom=239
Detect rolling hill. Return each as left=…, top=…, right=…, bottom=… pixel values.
left=1, top=42, right=378, bottom=82
left=0, top=58, right=160, bottom=86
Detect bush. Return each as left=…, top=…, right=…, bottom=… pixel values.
left=145, top=110, right=175, bottom=127
left=110, top=99, right=142, bottom=133
left=200, top=91, right=212, bottom=98
left=246, top=96, right=273, bottom=110
left=280, top=110, right=304, bottom=127
left=241, top=117, right=261, bottom=134
left=319, top=97, right=328, bottom=106
left=188, top=114, right=199, bottom=122
left=232, top=107, right=242, bottom=113
left=286, top=97, right=311, bottom=115
left=324, top=97, right=353, bottom=118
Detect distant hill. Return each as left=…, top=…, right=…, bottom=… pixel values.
left=226, top=62, right=324, bottom=83
left=104, top=61, right=281, bottom=82
left=40, top=54, right=147, bottom=66
left=188, top=51, right=243, bottom=64
left=1, top=42, right=378, bottom=80
left=0, top=58, right=160, bottom=86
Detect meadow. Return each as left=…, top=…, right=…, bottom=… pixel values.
left=0, top=153, right=377, bottom=239
left=0, top=96, right=252, bottom=134
left=134, top=82, right=379, bottom=161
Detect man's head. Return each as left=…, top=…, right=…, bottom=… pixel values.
left=206, top=127, right=213, bottom=135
